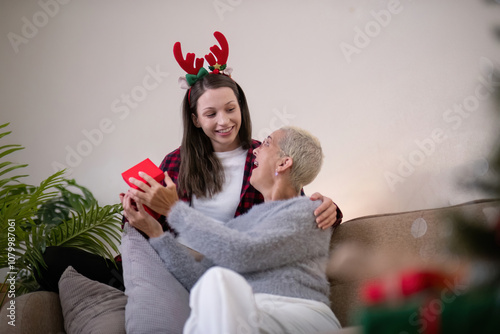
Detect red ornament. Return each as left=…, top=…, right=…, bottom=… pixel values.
left=360, top=269, right=450, bottom=305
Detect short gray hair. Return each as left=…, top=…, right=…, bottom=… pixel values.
left=277, top=126, right=323, bottom=191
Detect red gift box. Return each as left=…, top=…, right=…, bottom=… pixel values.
left=122, top=158, right=165, bottom=218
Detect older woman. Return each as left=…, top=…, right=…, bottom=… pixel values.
left=122, top=126, right=341, bottom=333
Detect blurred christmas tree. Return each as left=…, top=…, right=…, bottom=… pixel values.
left=448, top=0, right=500, bottom=283
left=358, top=2, right=500, bottom=332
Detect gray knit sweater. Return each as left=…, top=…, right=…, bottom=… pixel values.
left=149, top=196, right=332, bottom=306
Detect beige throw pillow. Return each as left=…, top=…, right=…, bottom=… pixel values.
left=58, top=266, right=127, bottom=334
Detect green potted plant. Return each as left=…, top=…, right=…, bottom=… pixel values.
left=0, top=123, right=123, bottom=301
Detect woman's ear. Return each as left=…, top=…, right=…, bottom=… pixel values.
left=277, top=157, right=293, bottom=173
left=191, top=113, right=201, bottom=128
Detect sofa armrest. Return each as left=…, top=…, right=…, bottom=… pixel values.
left=0, top=291, right=64, bottom=334
left=327, top=199, right=500, bottom=327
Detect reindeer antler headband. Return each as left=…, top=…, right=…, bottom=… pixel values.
left=173, top=31, right=232, bottom=89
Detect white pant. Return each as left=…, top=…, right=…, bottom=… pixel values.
left=183, top=267, right=341, bottom=334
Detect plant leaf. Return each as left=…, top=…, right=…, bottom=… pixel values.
left=0, top=145, right=24, bottom=159
left=47, top=203, right=123, bottom=262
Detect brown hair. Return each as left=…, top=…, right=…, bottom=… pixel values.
left=178, top=74, right=252, bottom=198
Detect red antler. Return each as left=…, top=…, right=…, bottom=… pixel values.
left=173, top=41, right=205, bottom=75
left=204, top=31, right=229, bottom=67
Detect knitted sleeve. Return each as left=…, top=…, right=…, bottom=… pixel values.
left=167, top=199, right=330, bottom=274
left=148, top=231, right=211, bottom=291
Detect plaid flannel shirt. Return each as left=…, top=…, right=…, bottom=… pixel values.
left=123, top=139, right=342, bottom=236
left=117, top=139, right=310, bottom=261
left=157, top=140, right=265, bottom=231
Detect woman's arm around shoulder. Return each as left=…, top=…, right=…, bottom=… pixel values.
left=168, top=197, right=331, bottom=273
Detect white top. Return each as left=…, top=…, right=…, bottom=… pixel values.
left=176, top=146, right=247, bottom=249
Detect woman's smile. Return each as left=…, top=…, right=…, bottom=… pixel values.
left=216, top=126, right=234, bottom=136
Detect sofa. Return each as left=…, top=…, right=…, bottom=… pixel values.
left=1, top=198, right=498, bottom=334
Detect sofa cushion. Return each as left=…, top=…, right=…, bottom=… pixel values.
left=0, top=291, right=64, bottom=334
left=120, top=223, right=191, bottom=334
left=58, top=266, right=127, bottom=334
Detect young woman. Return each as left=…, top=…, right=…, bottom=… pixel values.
left=127, top=73, right=342, bottom=247
left=126, top=31, right=341, bottom=236
left=36, top=32, right=341, bottom=292
left=122, top=126, right=341, bottom=333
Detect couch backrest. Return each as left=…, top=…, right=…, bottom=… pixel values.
left=327, top=199, right=500, bottom=327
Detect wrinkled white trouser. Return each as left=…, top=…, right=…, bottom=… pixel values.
left=183, top=267, right=341, bottom=334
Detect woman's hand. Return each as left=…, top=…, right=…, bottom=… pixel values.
left=310, top=192, right=342, bottom=230
left=122, top=191, right=164, bottom=238
left=119, top=192, right=126, bottom=206
left=128, top=172, right=179, bottom=216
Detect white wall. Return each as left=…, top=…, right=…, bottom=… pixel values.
left=1, top=0, right=499, bottom=221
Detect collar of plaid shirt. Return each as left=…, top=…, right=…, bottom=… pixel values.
left=159, top=140, right=265, bottom=219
